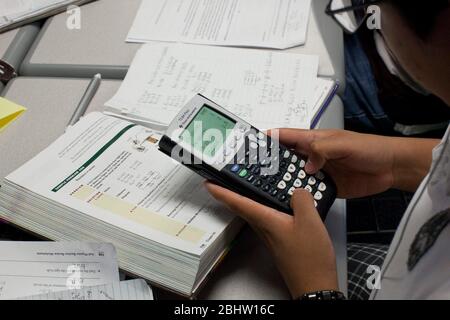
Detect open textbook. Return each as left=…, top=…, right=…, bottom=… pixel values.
left=0, top=241, right=119, bottom=299
left=105, top=43, right=338, bottom=130
left=127, top=0, right=312, bottom=49
left=19, top=279, right=153, bottom=300
left=0, top=0, right=96, bottom=33
left=0, top=113, right=242, bottom=297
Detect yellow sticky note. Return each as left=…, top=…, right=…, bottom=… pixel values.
left=0, top=97, right=27, bottom=133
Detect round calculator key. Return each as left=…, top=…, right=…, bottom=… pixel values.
left=278, top=194, right=288, bottom=202
left=293, top=179, right=302, bottom=188
left=239, top=169, right=249, bottom=178
left=288, top=187, right=295, bottom=196
left=259, top=140, right=267, bottom=148
left=308, top=177, right=317, bottom=186
left=316, top=171, right=325, bottom=180
left=257, top=132, right=265, bottom=140
left=250, top=142, right=258, bottom=150
left=298, top=170, right=306, bottom=179
left=318, top=182, right=327, bottom=192
left=314, top=191, right=323, bottom=201
left=247, top=175, right=255, bottom=183
left=305, top=185, right=313, bottom=193
left=248, top=134, right=257, bottom=142
left=287, top=164, right=296, bottom=173
left=254, top=179, right=263, bottom=187
left=277, top=181, right=287, bottom=190
left=291, top=155, right=298, bottom=163
left=231, top=164, right=240, bottom=173
left=299, top=160, right=306, bottom=168
left=283, top=172, right=292, bottom=182
left=283, top=150, right=291, bottom=159
left=271, top=189, right=279, bottom=197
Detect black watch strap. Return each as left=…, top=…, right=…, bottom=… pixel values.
left=298, top=290, right=346, bottom=301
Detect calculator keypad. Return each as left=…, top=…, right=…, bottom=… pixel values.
left=226, top=131, right=330, bottom=210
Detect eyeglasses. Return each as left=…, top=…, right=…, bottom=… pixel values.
left=326, top=0, right=382, bottom=34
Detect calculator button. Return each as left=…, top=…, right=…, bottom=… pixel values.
left=231, top=164, right=240, bottom=173
left=259, top=140, right=267, bottom=148
left=316, top=171, right=325, bottom=180
left=299, top=160, right=306, bottom=168
left=283, top=150, right=291, bottom=159
left=305, top=185, right=313, bottom=193
left=250, top=142, right=258, bottom=149
left=252, top=166, right=261, bottom=175
left=239, top=169, right=248, bottom=178
left=229, top=139, right=237, bottom=149
left=257, top=132, right=265, bottom=140
left=269, top=177, right=277, bottom=185
left=279, top=194, right=288, bottom=202
left=248, top=134, right=257, bottom=142
left=262, top=185, right=271, bottom=192
left=287, top=164, right=297, bottom=173
left=254, top=179, right=263, bottom=187
left=246, top=164, right=254, bottom=170
left=291, top=155, right=298, bottom=163
left=293, top=179, right=302, bottom=188
left=314, top=191, right=323, bottom=201
left=277, top=181, right=287, bottom=190
left=318, top=182, right=327, bottom=192
left=271, top=189, right=279, bottom=197
left=298, top=170, right=306, bottom=179
left=283, top=172, right=292, bottom=182
left=288, top=187, right=295, bottom=196
left=235, top=132, right=243, bottom=141
left=308, top=177, right=317, bottom=186
left=247, top=175, right=255, bottom=183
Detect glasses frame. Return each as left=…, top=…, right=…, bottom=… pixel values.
left=325, top=0, right=382, bottom=34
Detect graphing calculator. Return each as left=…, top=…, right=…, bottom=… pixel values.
left=159, top=94, right=337, bottom=220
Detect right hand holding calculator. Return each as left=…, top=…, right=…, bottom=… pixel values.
left=159, top=94, right=337, bottom=220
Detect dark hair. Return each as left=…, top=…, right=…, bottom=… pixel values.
left=390, top=0, right=449, bottom=38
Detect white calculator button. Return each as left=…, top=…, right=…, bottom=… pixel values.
left=299, top=160, right=306, bottom=168
left=314, top=191, right=323, bottom=201
left=259, top=140, right=267, bottom=148
left=288, top=164, right=296, bottom=173
left=283, top=172, right=292, bottom=182
left=288, top=187, right=295, bottom=196
left=250, top=142, right=258, bottom=149
left=257, top=132, right=265, bottom=140
left=314, top=201, right=318, bottom=208
left=277, top=181, right=287, bottom=190
left=293, top=179, right=302, bottom=188
left=305, top=185, right=313, bottom=193
left=298, top=170, right=306, bottom=179
left=308, top=177, right=317, bottom=186
left=248, top=134, right=257, bottom=142
left=318, top=182, right=327, bottom=192
left=291, top=155, right=298, bottom=163
left=316, top=171, right=325, bottom=180
left=283, top=150, right=291, bottom=159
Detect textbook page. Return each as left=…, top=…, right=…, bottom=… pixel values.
left=18, top=280, right=153, bottom=300
left=0, top=241, right=119, bottom=300
left=127, top=0, right=312, bottom=49
left=105, top=43, right=319, bottom=130
left=6, top=113, right=236, bottom=256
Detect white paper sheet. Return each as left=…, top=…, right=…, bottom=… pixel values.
left=105, top=43, right=319, bottom=130
left=0, top=241, right=120, bottom=300
left=18, top=279, right=153, bottom=300
left=127, top=0, right=312, bottom=49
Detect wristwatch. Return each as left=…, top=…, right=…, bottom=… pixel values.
left=298, top=290, right=346, bottom=301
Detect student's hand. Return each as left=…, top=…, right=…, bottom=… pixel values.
left=205, top=182, right=339, bottom=299
left=271, top=129, right=439, bottom=197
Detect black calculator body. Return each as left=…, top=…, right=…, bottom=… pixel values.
left=159, top=94, right=337, bottom=220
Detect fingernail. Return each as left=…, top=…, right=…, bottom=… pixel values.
left=305, top=161, right=315, bottom=174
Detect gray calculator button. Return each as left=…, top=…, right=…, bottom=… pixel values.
left=293, top=179, right=302, bottom=188
left=308, top=177, right=317, bottom=186
left=288, top=164, right=296, bottom=173
left=314, top=191, right=323, bottom=201
left=288, top=187, right=295, bottom=196
left=259, top=140, right=267, bottom=148
left=299, top=160, right=306, bottom=168
left=283, top=172, right=292, bottom=182
left=291, top=155, right=298, bottom=163
left=305, top=185, right=313, bottom=193
left=318, top=182, right=327, bottom=192
left=250, top=142, right=258, bottom=149
left=316, top=171, right=325, bottom=180
left=298, top=170, right=306, bottom=179
left=283, top=150, right=291, bottom=159
left=257, top=132, right=265, bottom=139
left=248, top=134, right=257, bottom=142
left=277, top=181, right=287, bottom=190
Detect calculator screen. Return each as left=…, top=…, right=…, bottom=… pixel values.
left=182, top=105, right=236, bottom=158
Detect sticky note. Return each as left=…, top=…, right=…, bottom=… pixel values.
left=0, top=97, right=26, bottom=133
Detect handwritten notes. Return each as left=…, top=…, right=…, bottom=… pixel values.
left=0, top=97, right=26, bottom=133
left=0, top=241, right=119, bottom=299
left=105, top=43, right=319, bottom=130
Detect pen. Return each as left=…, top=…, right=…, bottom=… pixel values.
left=67, top=73, right=102, bottom=127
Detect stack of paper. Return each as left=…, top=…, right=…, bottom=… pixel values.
left=0, top=113, right=242, bottom=297
left=127, top=0, right=312, bottom=50
left=105, top=43, right=337, bottom=131
left=0, top=0, right=97, bottom=33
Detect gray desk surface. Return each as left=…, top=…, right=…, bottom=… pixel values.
left=1, top=77, right=347, bottom=299
left=21, top=0, right=345, bottom=89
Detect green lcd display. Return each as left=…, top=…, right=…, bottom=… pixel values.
left=182, top=105, right=236, bottom=158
